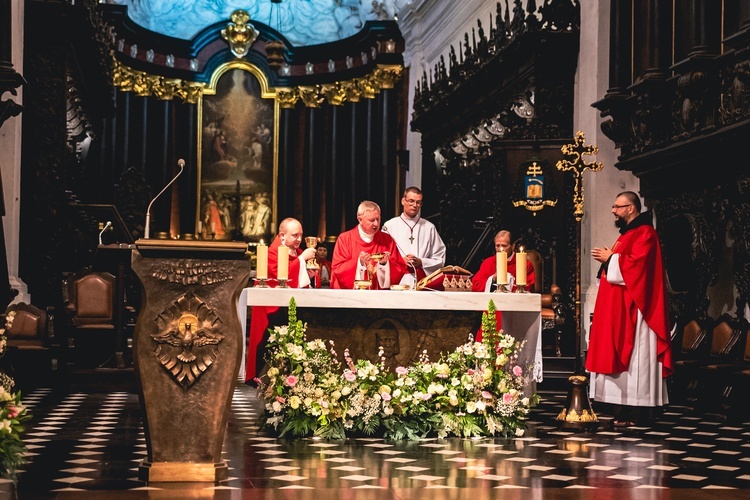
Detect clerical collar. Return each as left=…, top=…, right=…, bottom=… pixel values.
left=358, top=225, right=374, bottom=242
left=620, top=211, right=653, bottom=235
left=401, top=213, right=420, bottom=223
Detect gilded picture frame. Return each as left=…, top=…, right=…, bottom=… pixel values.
left=197, top=62, right=278, bottom=243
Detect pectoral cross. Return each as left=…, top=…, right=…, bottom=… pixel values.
left=408, top=233, right=414, bottom=244
left=555, top=131, right=603, bottom=222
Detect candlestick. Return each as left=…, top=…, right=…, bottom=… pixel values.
left=277, top=245, right=289, bottom=281
left=256, top=244, right=268, bottom=280
left=516, top=248, right=527, bottom=286
left=496, top=250, right=508, bottom=285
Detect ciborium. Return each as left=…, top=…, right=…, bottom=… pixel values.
left=305, top=236, right=319, bottom=269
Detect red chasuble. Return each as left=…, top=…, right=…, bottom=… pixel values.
left=585, top=223, right=673, bottom=377
left=314, top=258, right=332, bottom=288
left=246, top=236, right=305, bottom=381
left=330, top=228, right=407, bottom=290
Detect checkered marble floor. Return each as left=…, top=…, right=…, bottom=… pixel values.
left=10, top=383, right=750, bottom=498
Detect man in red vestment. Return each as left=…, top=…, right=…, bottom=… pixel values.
left=586, top=191, right=673, bottom=427
left=331, top=201, right=407, bottom=290
left=313, top=243, right=333, bottom=288
left=246, top=218, right=316, bottom=383
left=471, top=230, right=535, bottom=292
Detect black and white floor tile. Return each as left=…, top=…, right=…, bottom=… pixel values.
left=10, top=383, right=750, bottom=498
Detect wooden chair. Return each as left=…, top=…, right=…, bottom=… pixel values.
left=695, top=317, right=750, bottom=416
left=526, top=249, right=566, bottom=356
left=5, top=302, right=52, bottom=351
left=669, top=317, right=713, bottom=404
left=2, top=302, right=57, bottom=385
left=63, top=270, right=116, bottom=368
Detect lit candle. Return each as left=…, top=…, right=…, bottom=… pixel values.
left=516, top=247, right=527, bottom=286
left=256, top=244, right=268, bottom=280
left=277, top=245, right=289, bottom=280
left=496, top=250, right=508, bottom=285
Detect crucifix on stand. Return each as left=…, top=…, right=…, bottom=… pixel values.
left=554, top=130, right=603, bottom=431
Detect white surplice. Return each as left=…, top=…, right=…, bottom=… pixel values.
left=382, top=215, right=447, bottom=287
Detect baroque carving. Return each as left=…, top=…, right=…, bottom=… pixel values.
left=152, top=292, right=224, bottom=389
left=149, top=260, right=234, bottom=285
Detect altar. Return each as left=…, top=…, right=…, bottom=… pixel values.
left=243, top=289, right=543, bottom=387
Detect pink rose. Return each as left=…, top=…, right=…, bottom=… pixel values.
left=344, top=370, right=357, bottom=382
left=395, top=366, right=408, bottom=375
left=503, top=393, right=514, bottom=404
left=381, top=392, right=392, bottom=401
left=276, top=396, right=286, bottom=403
left=284, top=375, right=298, bottom=387
left=7, top=406, right=18, bottom=418
left=481, top=391, right=493, bottom=399
left=513, top=365, right=523, bottom=377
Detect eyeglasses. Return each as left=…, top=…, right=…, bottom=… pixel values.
left=611, top=204, right=633, bottom=210
left=404, top=199, right=423, bottom=206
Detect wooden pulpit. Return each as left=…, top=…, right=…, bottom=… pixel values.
left=131, top=239, right=250, bottom=483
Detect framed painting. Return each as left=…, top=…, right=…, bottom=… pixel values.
left=197, top=62, right=278, bottom=243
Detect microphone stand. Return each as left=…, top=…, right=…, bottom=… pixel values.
left=144, top=159, right=185, bottom=239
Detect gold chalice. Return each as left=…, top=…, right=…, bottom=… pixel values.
left=305, top=236, right=319, bottom=269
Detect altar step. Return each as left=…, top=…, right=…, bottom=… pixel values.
left=538, top=355, right=577, bottom=393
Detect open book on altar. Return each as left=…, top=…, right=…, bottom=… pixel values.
left=416, top=265, right=473, bottom=291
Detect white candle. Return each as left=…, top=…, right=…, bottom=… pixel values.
left=516, top=248, right=527, bottom=286
left=496, top=250, right=508, bottom=285
left=277, top=245, right=289, bottom=280
left=256, top=245, right=268, bottom=280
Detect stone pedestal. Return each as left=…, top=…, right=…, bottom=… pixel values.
left=131, top=239, right=250, bottom=483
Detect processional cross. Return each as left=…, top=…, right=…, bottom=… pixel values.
left=556, top=131, right=603, bottom=221
left=554, top=130, right=603, bottom=431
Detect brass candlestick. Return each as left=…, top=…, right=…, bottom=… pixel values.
left=277, top=278, right=289, bottom=289
left=515, top=284, right=528, bottom=293
left=254, top=278, right=269, bottom=288
left=495, top=283, right=510, bottom=293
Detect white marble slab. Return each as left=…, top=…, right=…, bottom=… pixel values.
left=244, top=288, right=540, bottom=312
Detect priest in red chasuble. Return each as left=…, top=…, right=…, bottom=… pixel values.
left=586, top=191, right=673, bottom=427
left=331, top=200, right=407, bottom=290
left=470, top=230, right=535, bottom=293
left=246, top=218, right=317, bottom=382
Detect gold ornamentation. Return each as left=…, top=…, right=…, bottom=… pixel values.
left=112, top=56, right=403, bottom=109
left=298, top=86, right=324, bottom=108
left=373, top=65, right=402, bottom=89
left=112, top=59, right=205, bottom=104
left=556, top=131, right=604, bottom=221
left=221, top=10, right=259, bottom=59
left=275, top=87, right=299, bottom=109
left=321, top=83, right=347, bottom=106
left=152, top=292, right=224, bottom=390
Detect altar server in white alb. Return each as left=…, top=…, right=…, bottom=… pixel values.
left=382, top=186, right=447, bottom=288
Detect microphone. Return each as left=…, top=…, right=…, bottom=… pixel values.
left=144, top=158, right=185, bottom=239
left=98, top=221, right=112, bottom=246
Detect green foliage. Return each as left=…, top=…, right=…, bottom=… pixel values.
left=257, top=299, right=538, bottom=440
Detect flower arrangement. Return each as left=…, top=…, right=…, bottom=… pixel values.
left=257, top=299, right=539, bottom=440
left=0, top=310, right=31, bottom=481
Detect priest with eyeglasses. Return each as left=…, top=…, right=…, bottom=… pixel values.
left=382, top=186, right=446, bottom=289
